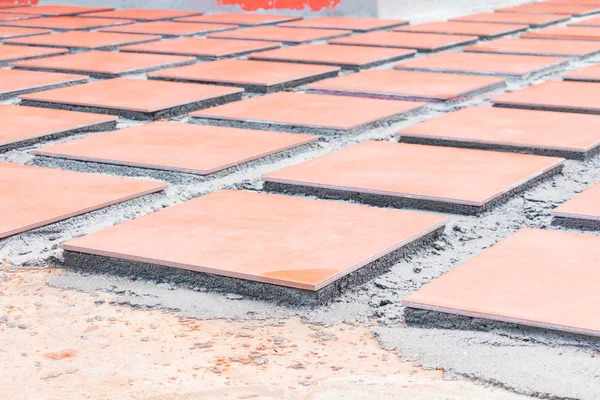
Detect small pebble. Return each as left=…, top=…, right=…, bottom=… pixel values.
left=141, top=336, right=150, bottom=342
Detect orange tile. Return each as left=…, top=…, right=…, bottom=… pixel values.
left=5, top=31, right=161, bottom=50
left=13, top=51, right=195, bottom=78
left=451, top=11, right=569, bottom=27
left=208, top=26, right=351, bottom=44
left=191, top=92, right=424, bottom=133
left=263, top=141, right=564, bottom=211
left=19, top=77, right=243, bottom=120
left=0, top=45, right=66, bottom=64
left=175, top=13, right=301, bottom=26
left=0, top=68, right=87, bottom=100
left=306, top=69, right=505, bottom=101
left=398, top=106, right=600, bottom=158
left=0, top=25, right=49, bottom=39
left=62, top=189, right=448, bottom=291
left=496, top=3, right=600, bottom=16
left=328, top=31, right=478, bottom=52
left=278, top=16, right=408, bottom=32
left=119, top=37, right=280, bottom=59
left=552, top=182, right=600, bottom=222
left=569, top=15, right=600, bottom=26
left=0, top=4, right=29, bottom=9
left=0, top=12, right=38, bottom=21
left=564, top=63, right=600, bottom=82
left=100, top=21, right=236, bottom=37
left=403, top=228, right=600, bottom=337
left=0, top=104, right=116, bottom=151
left=2, top=5, right=114, bottom=16
left=33, top=121, right=317, bottom=175
left=492, top=80, right=600, bottom=114
left=248, top=43, right=416, bottom=70
left=81, top=9, right=202, bottom=21
left=0, top=162, right=166, bottom=240
left=394, top=52, right=568, bottom=78
left=149, top=59, right=340, bottom=93
left=0, top=16, right=134, bottom=31
left=465, top=37, right=600, bottom=57
left=522, top=26, right=600, bottom=40
left=394, top=21, right=527, bottom=39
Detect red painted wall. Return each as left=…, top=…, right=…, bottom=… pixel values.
left=218, top=0, right=342, bottom=11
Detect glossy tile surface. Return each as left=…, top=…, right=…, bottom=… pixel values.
left=175, top=13, right=301, bottom=26
left=564, top=63, right=600, bottom=81
left=100, top=21, right=236, bottom=36
left=0, top=25, right=49, bottom=38
left=62, top=190, right=448, bottom=291
left=0, top=16, right=133, bottom=30
left=329, top=31, right=478, bottom=52
left=2, top=5, right=113, bottom=16
left=394, top=21, right=527, bottom=38
left=465, top=38, right=600, bottom=57
left=6, top=31, right=161, bottom=49
left=306, top=69, right=505, bottom=101
left=279, top=16, right=408, bottom=31
left=0, top=162, right=166, bottom=239
left=552, top=182, right=600, bottom=221
left=208, top=26, right=351, bottom=43
left=0, top=45, right=66, bottom=63
left=496, top=3, right=600, bottom=16
left=34, top=121, right=317, bottom=175
left=191, top=92, right=424, bottom=130
left=263, top=141, right=564, bottom=207
left=451, top=12, right=569, bottom=27
left=522, top=26, right=600, bottom=40
left=403, top=228, right=600, bottom=337
left=0, top=68, right=87, bottom=97
left=81, top=9, right=201, bottom=21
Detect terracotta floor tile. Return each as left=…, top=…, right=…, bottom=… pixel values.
left=119, top=37, right=280, bottom=59
left=262, top=141, right=564, bottom=213
left=279, top=16, right=408, bottom=32
left=2, top=5, right=114, bottom=16
left=570, top=15, right=600, bottom=27
left=522, top=26, right=600, bottom=41
left=398, top=106, right=600, bottom=158
left=81, top=9, right=202, bottom=21
left=564, top=63, right=600, bottom=82
left=208, top=26, right=351, bottom=44
left=0, top=26, right=49, bottom=39
left=306, top=69, right=505, bottom=102
left=0, top=4, right=29, bottom=9
left=492, top=80, right=600, bottom=114
left=328, top=31, right=478, bottom=52
left=0, top=12, right=38, bottom=21
left=19, top=77, right=243, bottom=120
left=62, top=189, right=448, bottom=291
left=100, top=21, right=236, bottom=37
left=496, top=4, right=600, bottom=16
left=0, top=16, right=134, bottom=31
left=0, top=104, right=116, bottom=151
left=465, top=37, right=600, bottom=57
left=33, top=121, right=317, bottom=175
left=394, top=52, right=568, bottom=78
left=175, top=13, right=301, bottom=26
left=5, top=31, right=161, bottom=51
left=0, top=161, right=166, bottom=240
left=191, top=92, right=424, bottom=134
left=149, top=59, right=340, bottom=93
left=552, top=182, right=600, bottom=222
left=394, top=21, right=527, bottom=39
left=248, top=44, right=415, bottom=71
left=403, top=228, right=600, bottom=337
left=451, top=12, right=569, bottom=27
left=0, top=44, right=66, bottom=65
left=13, top=51, right=195, bottom=78
left=0, top=68, right=87, bottom=100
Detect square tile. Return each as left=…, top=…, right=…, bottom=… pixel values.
left=564, top=63, right=600, bottom=82
left=552, top=182, right=600, bottom=226
left=13, top=51, right=196, bottom=78
left=33, top=121, right=317, bottom=175
left=0, top=16, right=134, bottom=31
left=0, top=68, right=87, bottom=100
left=328, top=31, right=478, bottom=52
left=496, top=4, right=600, bottom=16
left=403, top=228, right=600, bottom=337
left=61, top=189, right=448, bottom=296
left=394, top=21, right=527, bottom=39
left=394, top=52, right=568, bottom=78
left=0, top=104, right=116, bottom=152
left=81, top=9, right=202, bottom=22
left=451, top=12, right=569, bottom=28
left=306, top=69, right=505, bottom=102
left=20, top=77, right=243, bottom=120
left=0, top=12, right=38, bottom=21
left=0, top=26, right=49, bottom=39
left=2, top=5, right=114, bottom=16
left=0, top=4, right=30, bottom=9
left=570, top=15, right=600, bottom=27
left=278, top=16, right=408, bottom=32
left=149, top=59, right=340, bottom=93
left=262, top=141, right=564, bottom=214
left=0, top=161, right=166, bottom=240
left=398, top=106, right=600, bottom=159
left=248, top=43, right=416, bottom=71
left=119, top=37, right=281, bottom=60
left=522, top=26, right=600, bottom=41
left=492, top=81, right=600, bottom=114
left=100, top=21, right=236, bottom=37
left=208, top=26, right=351, bottom=44
left=465, top=37, right=600, bottom=57
left=191, top=92, right=424, bottom=135
left=5, top=31, right=161, bottom=51
left=175, top=13, right=301, bottom=26
left=0, top=44, right=66, bottom=65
